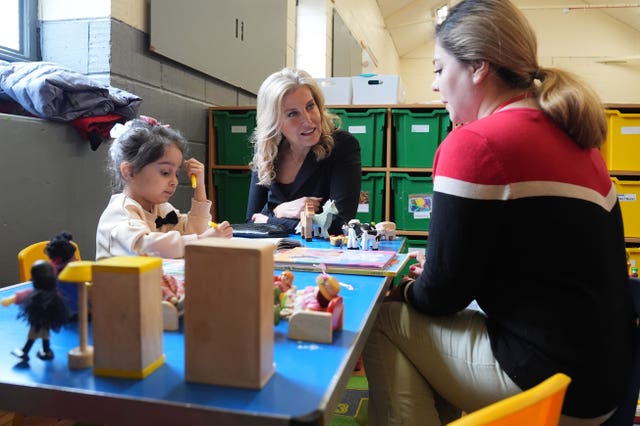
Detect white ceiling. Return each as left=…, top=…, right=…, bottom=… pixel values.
left=376, top=0, right=640, bottom=58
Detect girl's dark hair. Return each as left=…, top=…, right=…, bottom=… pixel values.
left=107, top=118, right=188, bottom=191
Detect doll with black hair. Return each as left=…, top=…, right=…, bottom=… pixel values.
left=3, top=260, right=70, bottom=361
left=45, top=231, right=77, bottom=274
left=45, top=231, right=79, bottom=316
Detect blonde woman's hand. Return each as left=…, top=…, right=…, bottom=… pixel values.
left=252, top=213, right=269, bottom=223
left=273, top=196, right=322, bottom=219
left=198, top=221, right=233, bottom=239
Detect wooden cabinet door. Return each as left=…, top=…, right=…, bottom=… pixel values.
left=150, top=0, right=287, bottom=93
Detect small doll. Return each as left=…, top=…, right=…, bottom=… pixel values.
left=161, top=273, right=185, bottom=307
left=4, top=260, right=70, bottom=361
left=274, top=270, right=295, bottom=294
left=45, top=231, right=78, bottom=275
left=291, top=267, right=341, bottom=313
left=45, top=231, right=79, bottom=316
left=315, top=270, right=340, bottom=308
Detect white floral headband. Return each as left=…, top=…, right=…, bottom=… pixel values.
left=109, top=115, right=168, bottom=139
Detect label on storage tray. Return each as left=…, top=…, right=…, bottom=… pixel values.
left=621, top=126, right=640, bottom=135
left=348, top=125, right=367, bottom=134
left=231, top=125, right=248, bottom=134
left=408, top=194, right=432, bottom=219
left=358, top=190, right=370, bottom=213
left=619, top=193, right=637, bottom=202
left=411, top=124, right=430, bottom=133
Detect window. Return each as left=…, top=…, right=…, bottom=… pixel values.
left=0, top=0, right=39, bottom=61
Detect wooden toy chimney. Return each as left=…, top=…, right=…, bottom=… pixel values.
left=91, top=256, right=165, bottom=378
left=184, top=238, right=275, bottom=389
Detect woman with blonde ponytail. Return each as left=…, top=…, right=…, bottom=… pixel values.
left=363, top=1, right=632, bottom=425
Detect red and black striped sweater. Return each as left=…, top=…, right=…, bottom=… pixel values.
left=408, top=107, right=633, bottom=418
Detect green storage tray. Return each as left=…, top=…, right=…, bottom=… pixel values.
left=213, top=110, right=256, bottom=165
left=391, top=173, right=434, bottom=231
left=407, top=237, right=428, bottom=250
left=356, top=172, right=385, bottom=224
left=213, top=170, right=252, bottom=223
left=392, top=109, right=450, bottom=168
left=330, top=108, right=386, bottom=167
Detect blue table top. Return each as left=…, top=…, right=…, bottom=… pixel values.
left=0, top=269, right=390, bottom=425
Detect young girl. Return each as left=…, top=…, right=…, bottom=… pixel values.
left=96, top=116, right=232, bottom=260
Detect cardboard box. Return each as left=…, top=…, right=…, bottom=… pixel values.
left=316, top=77, right=352, bottom=105
left=352, top=75, right=406, bottom=105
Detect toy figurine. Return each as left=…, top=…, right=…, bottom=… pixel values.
left=375, top=221, right=397, bottom=241
left=343, top=219, right=362, bottom=249
left=274, top=270, right=295, bottom=294
left=311, top=199, right=339, bottom=239
left=3, top=260, right=69, bottom=361
left=298, top=200, right=315, bottom=241
left=296, top=199, right=339, bottom=241
left=273, top=287, right=282, bottom=325
left=360, top=223, right=381, bottom=251
left=45, top=231, right=80, bottom=316
left=287, top=267, right=344, bottom=343
left=274, top=270, right=297, bottom=321
left=316, top=270, right=341, bottom=308
left=329, top=234, right=345, bottom=247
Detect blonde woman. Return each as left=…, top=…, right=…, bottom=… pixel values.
left=246, top=67, right=361, bottom=235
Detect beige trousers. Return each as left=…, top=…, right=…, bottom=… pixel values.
left=362, top=302, right=613, bottom=426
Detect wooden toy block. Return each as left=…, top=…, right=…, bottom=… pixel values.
left=91, top=256, right=165, bottom=379
left=288, top=311, right=333, bottom=343
left=184, top=238, right=275, bottom=389
left=288, top=295, right=344, bottom=344
left=162, top=300, right=180, bottom=331
left=300, top=200, right=315, bottom=242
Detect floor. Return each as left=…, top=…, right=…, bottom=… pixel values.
left=0, top=412, right=79, bottom=426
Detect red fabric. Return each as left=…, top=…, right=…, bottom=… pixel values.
left=69, top=113, right=126, bottom=150
left=69, top=113, right=124, bottom=139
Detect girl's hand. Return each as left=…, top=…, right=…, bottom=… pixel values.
left=183, top=158, right=207, bottom=201
left=198, top=221, right=233, bottom=239
left=273, top=196, right=322, bottom=219
left=183, top=158, right=205, bottom=185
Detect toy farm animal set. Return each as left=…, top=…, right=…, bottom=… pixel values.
left=296, top=199, right=397, bottom=249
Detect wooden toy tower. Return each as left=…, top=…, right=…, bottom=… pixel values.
left=300, top=200, right=315, bottom=241
left=184, top=238, right=275, bottom=389
left=91, top=256, right=165, bottom=378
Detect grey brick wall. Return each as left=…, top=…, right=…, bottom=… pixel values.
left=0, top=16, right=257, bottom=285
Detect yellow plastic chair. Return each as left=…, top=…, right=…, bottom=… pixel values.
left=448, top=373, right=571, bottom=426
left=17, top=240, right=81, bottom=282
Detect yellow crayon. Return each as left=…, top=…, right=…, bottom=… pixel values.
left=208, top=221, right=218, bottom=229
left=191, top=174, right=197, bottom=188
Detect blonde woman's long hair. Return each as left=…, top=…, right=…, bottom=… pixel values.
left=250, top=67, right=339, bottom=186
left=436, top=0, right=606, bottom=148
